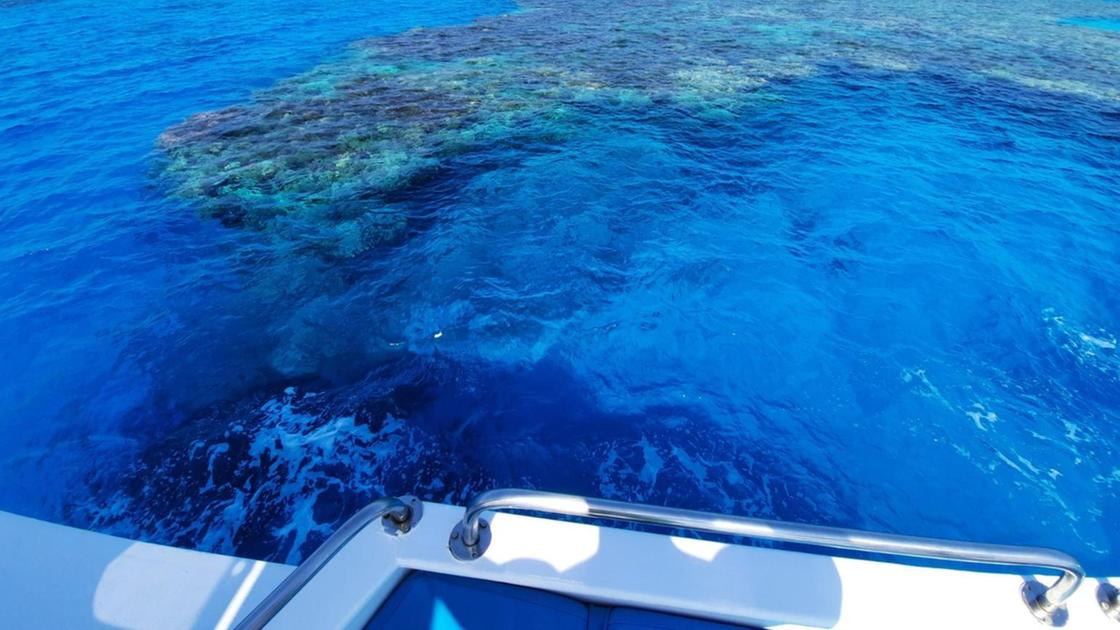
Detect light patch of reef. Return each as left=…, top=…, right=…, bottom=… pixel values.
left=158, top=0, right=1119, bottom=259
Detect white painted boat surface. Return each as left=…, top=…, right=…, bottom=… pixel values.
left=0, top=511, right=292, bottom=630
left=2, top=503, right=1117, bottom=630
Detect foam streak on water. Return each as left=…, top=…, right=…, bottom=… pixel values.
left=2, top=0, right=1119, bottom=573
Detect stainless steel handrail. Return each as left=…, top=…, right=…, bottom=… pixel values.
left=448, top=489, right=1084, bottom=625
left=235, top=496, right=420, bottom=630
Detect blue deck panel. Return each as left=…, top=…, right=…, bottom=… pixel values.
left=367, top=571, right=757, bottom=630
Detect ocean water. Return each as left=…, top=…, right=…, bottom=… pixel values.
left=2, top=0, right=1119, bottom=574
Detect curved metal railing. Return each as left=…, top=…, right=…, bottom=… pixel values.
left=234, top=496, right=421, bottom=630
left=448, top=489, right=1084, bottom=625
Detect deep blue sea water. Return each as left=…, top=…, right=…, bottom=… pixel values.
left=2, top=0, right=1119, bottom=573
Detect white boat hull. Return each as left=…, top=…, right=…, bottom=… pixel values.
left=2, top=504, right=1116, bottom=629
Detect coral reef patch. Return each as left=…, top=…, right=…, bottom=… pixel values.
left=159, top=0, right=1120, bottom=257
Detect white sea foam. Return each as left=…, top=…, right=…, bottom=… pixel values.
left=965, top=403, right=998, bottom=431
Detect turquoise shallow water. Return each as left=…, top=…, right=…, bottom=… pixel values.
left=2, top=0, right=1120, bottom=573
left=1064, top=16, right=1120, bottom=29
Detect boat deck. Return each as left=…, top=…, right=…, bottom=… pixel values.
left=367, top=571, right=757, bottom=629
left=3, top=499, right=1119, bottom=630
